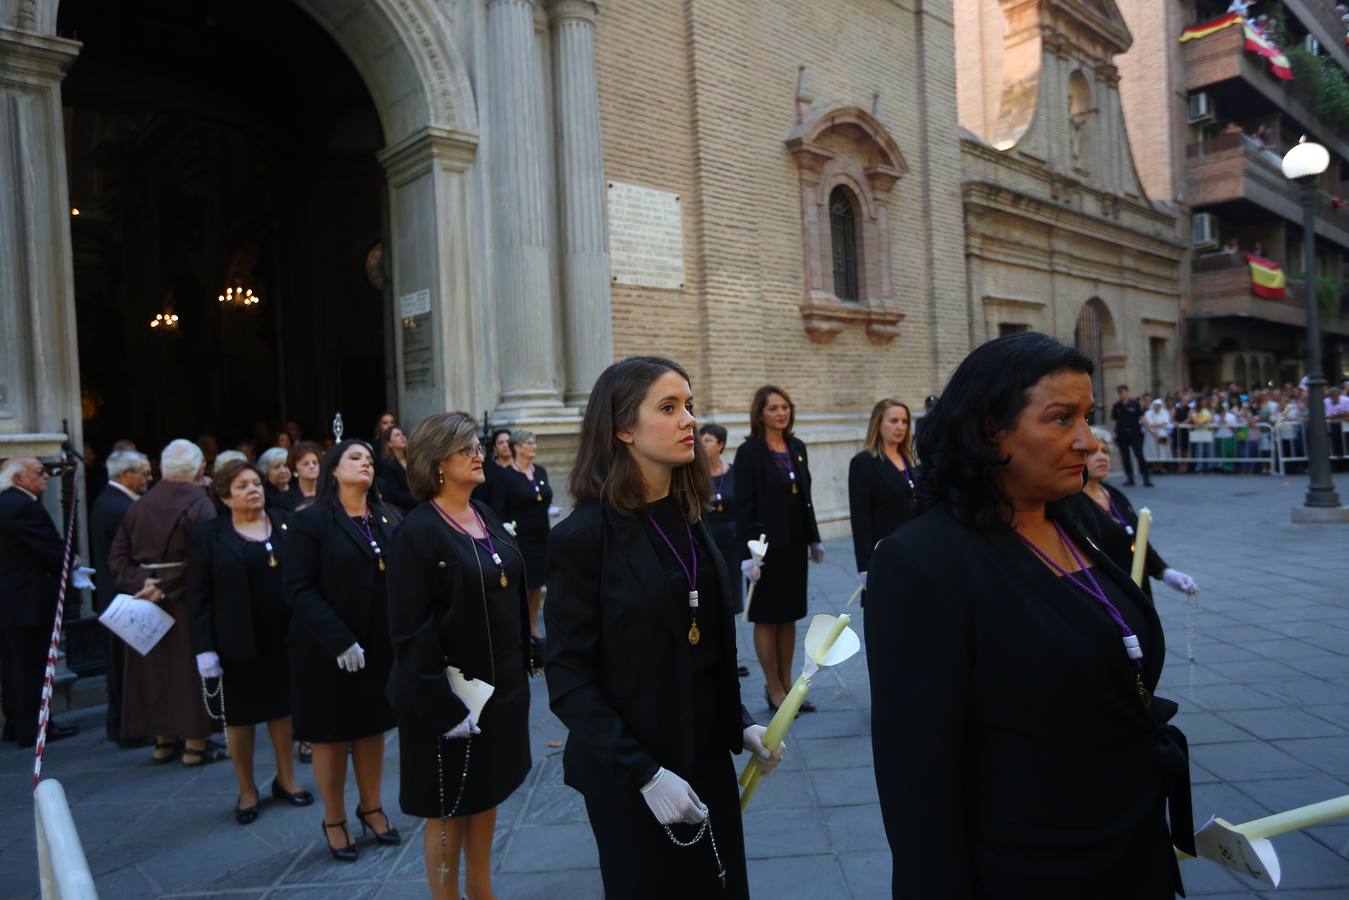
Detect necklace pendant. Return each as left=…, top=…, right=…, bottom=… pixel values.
left=791, top=482, right=798, bottom=494
left=1135, top=673, right=1151, bottom=707
left=268, top=553, right=278, bottom=569
left=378, top=557, right=386, bottom=572
left=688, top=622, right=701, bottom=646
left=536, top=493, right=543, bottom=502
left=499, top=571, right=509, bottom=588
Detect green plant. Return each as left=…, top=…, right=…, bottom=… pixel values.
left=1317, top=276, right=1344, bottom=319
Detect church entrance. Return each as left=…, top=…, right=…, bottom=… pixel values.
left=60, top=0, right=391, bottom=457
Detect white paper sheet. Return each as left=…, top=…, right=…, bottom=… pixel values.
left=98, top=593, right=175, bottom=656
left=446, top=666, right=495, bottom=722
left=1194, top=816, right=1280, bottom=887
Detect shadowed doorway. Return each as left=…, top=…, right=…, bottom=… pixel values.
left=60, top=0, right=391, bottom=458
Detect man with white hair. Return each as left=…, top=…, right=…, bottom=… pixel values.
left=89, top=449, right=151, bottom=745
left=109, top=440, right=221, bottom=764
left=0, top=457, right=79, bottom=746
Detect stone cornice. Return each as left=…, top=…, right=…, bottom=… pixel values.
left=377, top=125, right=480, bottom=186
left=0, top=27, right=80, bottom=81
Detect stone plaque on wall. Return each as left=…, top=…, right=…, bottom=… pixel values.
left=607, top=181, right=685, bottom=290
left=399, top=289, right=434, bottom=389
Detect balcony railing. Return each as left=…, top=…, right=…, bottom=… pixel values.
left=1189, top=253, right=1349, bottom=334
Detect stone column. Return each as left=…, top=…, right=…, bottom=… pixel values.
left=549, top=0, right=612, bottom=407
left=488, top=0, right=563, bottom=412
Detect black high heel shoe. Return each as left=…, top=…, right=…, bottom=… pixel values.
left=271, top=779, right=314, bottom=806
left=322, top=820, right=358, bottom=862
left=765, top=688, right=779, bottom=712
left=235, top=794, right=259, bottom=825
left=355, top=806, right=401, bottom=845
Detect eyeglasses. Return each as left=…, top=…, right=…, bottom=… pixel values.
left=460, top=443, right=486, bottom=460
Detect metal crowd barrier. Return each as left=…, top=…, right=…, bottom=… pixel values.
left=1271, top=420, right=1349, bottom=476
left=34, top=780, right=97, bottom=899
left=1128, top=422, right=1280, bottom=474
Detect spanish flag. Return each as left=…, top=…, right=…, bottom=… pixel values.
left=1179, top=12, right=1243, bottom=42
left=1246, top=253, right=1287, bottom=300
left=1243, top=25, right=1295, bottom=80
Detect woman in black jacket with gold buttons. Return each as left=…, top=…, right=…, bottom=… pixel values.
left=847, top=399, right=919, bottom=601
left=387, top=412, right=533, bottom=900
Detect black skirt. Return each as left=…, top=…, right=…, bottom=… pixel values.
left=747, top=536, right=807, bottom=624
left=220, top=652, right=290, bottom=726
left=583, top=754, right=749, bottom=899
left=399, top=646, right=532, bottom=818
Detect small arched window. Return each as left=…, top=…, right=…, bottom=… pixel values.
left=829, top=186, right=861, bottom=302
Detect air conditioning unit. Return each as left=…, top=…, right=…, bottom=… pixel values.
left=1305, top=34, right=1321, bottom=54
left=1187, top=92, right=1215, bottom=125
left=1192, top=212, right=1219, bottom=249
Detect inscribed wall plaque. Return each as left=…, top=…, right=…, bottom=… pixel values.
left=399, top=289, right=434, bottom=389
left=607, top=181, right=685, bottom=289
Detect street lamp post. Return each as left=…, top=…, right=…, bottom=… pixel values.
left=1281, top=137, right=1348, bottom=521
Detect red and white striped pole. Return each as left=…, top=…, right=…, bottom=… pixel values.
left=33, top=479, right=78, bottom=790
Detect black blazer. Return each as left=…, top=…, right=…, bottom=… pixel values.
left=865, top=502, right=1191, bottom=898
left=0, top=488, right=65, bottom=628
left=377, top=457, right=416, bottom=514
left=264, top=483, right=296, bottom=513
left=185, top=510, right=291, bottom=659
left=732, top=435, right=821, bottom=559
left=282, top=503, right=397, bottom=658
left=846, top=450, right=918, bottom=573
left=89, top=485, right=135, bottom=613
left=1065, top=485, right=1168, bottom=600
left=545, top=502, right=755, bottom=795
left=385, top=500, right=532, bottom=736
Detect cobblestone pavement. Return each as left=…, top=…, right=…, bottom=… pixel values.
left=3, top=472, right=1349, bottom=898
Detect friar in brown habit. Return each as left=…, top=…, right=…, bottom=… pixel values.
left=109, top=439, right=220, bottom=764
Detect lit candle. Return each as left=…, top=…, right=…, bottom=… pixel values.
left=1130, top=507, right=1151, bottom=586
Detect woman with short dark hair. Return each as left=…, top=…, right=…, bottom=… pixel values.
left=187, top=461, right=313, bottom=825
left=847, top=399, right=918, bottom=597
left=287, top=441, right=324, bottom=511
left=546, top=357, right=780, bottom=899
left=471, top=427, right=513, bottom=506
left=387, top=413, right=533, bottom=900
left=698, top=423, right=743, bottom=619
left=284, top=440, right=400, bottom=862
left=733, top=385, right=823, bottom=712
left=866, top=331, right=1193, bottom=898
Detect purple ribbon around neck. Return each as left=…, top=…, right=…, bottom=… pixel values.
left=646, top=507, right=697, bottom=595
left=432, top=500, right=501, bottom=565
left=351, top=509, right=381, bottom=554
left=1016, top=521, right=1143, bottom=671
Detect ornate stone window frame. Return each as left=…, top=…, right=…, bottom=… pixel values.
left=786, top=104, right=909, bottom=343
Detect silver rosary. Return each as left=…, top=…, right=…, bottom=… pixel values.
left=434, top=734, right=473, bottom=887
left=200, top=675, right=229, bottom=756
left=663, top=814, right=726, bottom=889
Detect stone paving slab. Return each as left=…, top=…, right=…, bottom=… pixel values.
left=2, top=472, right=1349, bottom=897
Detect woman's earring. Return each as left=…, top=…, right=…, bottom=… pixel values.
left=436, top=467, right=444, bottom=486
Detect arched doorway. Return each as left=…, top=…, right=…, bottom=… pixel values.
left=1074, top=298, right=1118, bottom=423
left=61, top=0, right=390, bottom=454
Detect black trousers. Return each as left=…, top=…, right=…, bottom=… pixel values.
left=1116, top=431, right=1150, bottom=483
left=0, top=626, right=51, bottom=744
left=105, top=633, right=128, bottom=742
left=582, top=754, right=750, bottom=899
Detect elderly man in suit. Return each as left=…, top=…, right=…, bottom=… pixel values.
left=0, top=457, right=78, bottom=747
left=90, top=449, right=151, bottom=745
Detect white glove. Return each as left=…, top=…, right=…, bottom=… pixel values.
left=336, top=643, right=366, bottom=672
left=740, top=558, right=761, bottom=584
left=742, top=724, right=785, bottom=776
left=1162, top=568, right=1199, bottom=596
left=809, top=543, right=825, bottom=564
left=443, top=714, right=480, bottom=739
left=547, top=505, right=562, bottom=518
left=195, top=651, right=222, bottom=679
left=639, top=767, right=707, bottom=825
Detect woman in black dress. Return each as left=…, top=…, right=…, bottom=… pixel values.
left=733, top=385, right=823, bottom=712
left=546, top=356, right=782, bottom=899
left=283, top=440, right=400, bottom=862
left=1070, top=428, right=1198, bottom=602
left=376, top=425, right=416, bottom=515
left=698, top=423, right=742, bottom=617
left=491, top=429, right=557, bottom=656
left=866, top=332, right=1193, bottom=898
left=847, top=399, right=918, bottom=600
left=187, top=461, right=313, bottom=824
left=387, top=413, right=533, bottom=900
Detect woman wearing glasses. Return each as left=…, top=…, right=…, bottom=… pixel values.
left=387, top=413, right=533, bottom=900
left=491, top=430, right=558, bottom=657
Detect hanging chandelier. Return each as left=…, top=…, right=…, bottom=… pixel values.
left=149, top=312, right=180, bottom=330
left=218, top=285, right=261, bottom=307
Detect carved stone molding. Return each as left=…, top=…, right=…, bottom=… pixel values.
left=786, top=101, right=910, bottom=344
